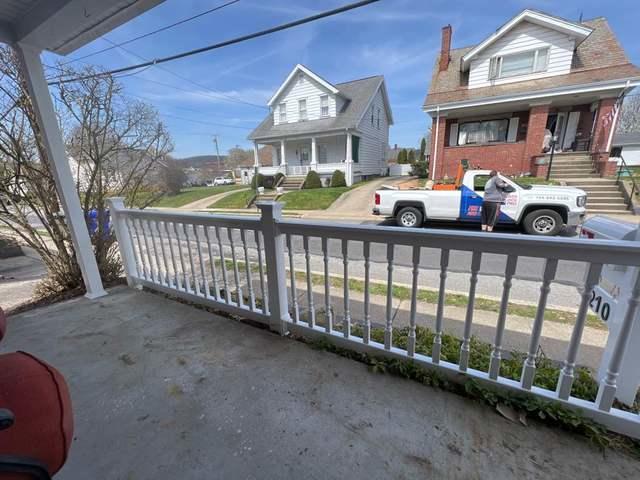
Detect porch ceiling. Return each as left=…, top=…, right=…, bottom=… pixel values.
left=0, top=0, right=164, bottom=54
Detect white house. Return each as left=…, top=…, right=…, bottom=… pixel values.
left=248, top=64, right=393, bottom=186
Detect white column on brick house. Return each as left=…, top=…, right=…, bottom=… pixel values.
left=310, top=137, right=317, bottom=171
left=345, top=131, right=353, bottom=186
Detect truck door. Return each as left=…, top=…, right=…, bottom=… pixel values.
left=459, top=173, right=518, bottom=224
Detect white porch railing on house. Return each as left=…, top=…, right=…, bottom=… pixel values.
left=107, top=198, right=640, bottom=438
left=286, top=165, right=312, bottom=176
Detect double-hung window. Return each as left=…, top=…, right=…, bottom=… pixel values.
left=458, top=119, right=509, bottom=145
left=320, top=95, right=329, bottom=117
left=489, top=47, right=549, bottom=80
left=279, top=103, right=287, bottom=123
left=377, top=108, right=381, bottom=129
left=299, top=99, right=307, bottom=121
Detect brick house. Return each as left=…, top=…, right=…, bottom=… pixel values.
left=423, top=9, right=640, bottom=181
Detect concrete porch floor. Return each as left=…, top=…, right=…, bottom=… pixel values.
left=2, top=286, right=639, bottom=479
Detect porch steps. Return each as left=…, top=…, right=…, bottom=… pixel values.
left=559, top=168, right=632, bottom=214
left=281, top=176, right=306, bottom=191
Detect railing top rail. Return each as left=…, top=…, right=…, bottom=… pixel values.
left=122, top=208, right=260, bottom=230
left=277, top=218, right=640, bottom=266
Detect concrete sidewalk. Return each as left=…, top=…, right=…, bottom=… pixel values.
left=3, top=286, right=637, bottom=479
left=0, top=246, right=46, bottom=311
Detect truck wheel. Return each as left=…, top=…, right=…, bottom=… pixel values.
left=396, top=207, right=423, bottom=228
left=523, top=209, right=563, bottom=236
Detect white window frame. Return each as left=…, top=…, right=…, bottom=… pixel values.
left=320, top=95, right=329, bottom=117
left=377, top=108, right=381, bottom=129
left=279, top=102, right=287, bottom=123
left=298, top=98, right=307, bottom=121
left=370, top=106, right=374, bottom=126
left=489, top=47, right=550, bottom=80
left=297, top=72, right=305, bottom=85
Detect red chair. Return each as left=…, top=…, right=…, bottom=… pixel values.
left=0, top=307, right=74, bottom=479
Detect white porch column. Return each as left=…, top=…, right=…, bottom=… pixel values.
left=253, top=141, right=260, bottom=167
left=345, top=132, right=353, bottom=186
left=280, top=139, right=286, bottom=175
left=14, top=43, right=106, bottom=299
left=310, top=137, right=317, bottom=171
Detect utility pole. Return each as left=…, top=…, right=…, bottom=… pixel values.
left=213, top=135, right=221, bottom=172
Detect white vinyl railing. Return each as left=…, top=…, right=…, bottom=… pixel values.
left=286, top=165, right=312, bottom=176
left=107, top=198, right=640, bottom=438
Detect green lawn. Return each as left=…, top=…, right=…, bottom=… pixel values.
left=279, top=186, right=351, bottom=210
left=209, top=189, right=259, bottom=209
left=513, top=176, right=559, bottom=186
left=142, top=185, right=243, bottom=208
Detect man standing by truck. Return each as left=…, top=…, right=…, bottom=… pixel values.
left=481, top=170, right=512, bottom=232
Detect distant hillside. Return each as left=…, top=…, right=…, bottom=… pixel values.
left=176, top=155, right=228, bottom=168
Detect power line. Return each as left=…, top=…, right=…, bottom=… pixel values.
left=102, top=37, right=266, bottom=109
left=61, top=0, right=241, bottom=66
left=160, top=113, right=252, bottom=130
left=47, top=0, right=381, bottom=85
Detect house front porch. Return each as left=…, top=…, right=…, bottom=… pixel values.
left=429, top=91, right=622, bottom=180
left=249, top=132, right=360, bottom=186
left=4, top=286, right=639, bottom=479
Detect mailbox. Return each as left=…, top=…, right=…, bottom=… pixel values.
left=580, top=216, right=640, bottom=405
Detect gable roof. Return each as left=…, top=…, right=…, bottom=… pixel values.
left=267, top=64, right=340, bottom=107
left=423, top=16, right=640, bottom=110
left=460, top=9, right=593, bottom=71
left=249, top=74, right=391, bottom=141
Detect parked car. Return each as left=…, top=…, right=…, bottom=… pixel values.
left=207, top=177, right=235, bottom=187
left=373, top=170, right=587, bottom=236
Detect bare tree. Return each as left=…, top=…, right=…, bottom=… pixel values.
left=0, top=46, right=173, bottom=296
left=618, top=95, right=640, bottom=134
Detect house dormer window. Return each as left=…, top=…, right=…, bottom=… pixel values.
left=297, top=73, right=304, bottom=85
left=489, top=47, right=549, bottom=80
left=377, top=108, right=381, bottom=129
left=279, top=102, right=287, bottom=123
left=298, top=99, right=307, bottom=121
left=320, top=95, right=329, bottom=117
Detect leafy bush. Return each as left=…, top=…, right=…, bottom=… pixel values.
left=407, top=150, right=416, bottom=163
left=330, top=169, right=346, bottom=187
left=250, top=173, right=264, bottom=189
left=397, top=149, right=408, bottom=164
left=411, top=161, right=429, bottom=178
left=303, top=170, right=322, bottom=189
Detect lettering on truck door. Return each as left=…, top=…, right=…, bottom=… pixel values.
left=459, top=173, right=518, bottom=224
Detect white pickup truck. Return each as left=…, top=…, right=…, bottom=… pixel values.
left=373, top=170, right=587, bottom=235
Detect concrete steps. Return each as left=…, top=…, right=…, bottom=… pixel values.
left=281, top=176, right=305, bottom=191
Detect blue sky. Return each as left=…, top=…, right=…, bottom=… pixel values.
left=44, top=0, right=640, bottom=158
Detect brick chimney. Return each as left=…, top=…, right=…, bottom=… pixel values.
left=439, top=25, right=452, bottom=72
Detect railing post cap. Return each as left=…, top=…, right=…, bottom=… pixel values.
left=107, top=197, right=126, bottom=209
left=256, top=200, right=283, bottom=215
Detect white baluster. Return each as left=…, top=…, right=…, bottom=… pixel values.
left=363, top=241, right=371, bottom=344
left=125, top=217, right=143, bottom=279
left=384, top=244, right=395, bottom=350
left=227, top=228, right=243, bottom=306
left=130, top=218, right=148, bottom=281
left=194, top=225, right=211, bottom=299
left=215, top=226, right=230, bottom=303
left=204, top=227, right=221, bottom=301
left=141, top=219, right=157, bottom=283
left=322, top=236, right=332, bottom=332
left=240, top=229, right=256, bottom=311
left=596, top=270, right=640, bottom=411
left=286, top=234, right=300, bottom=323
left=303, top=236, right=315, bottom=327
left=156, top=221, right=171, bottom=287
left=164, top=221, right=180, bottom=290
left=183, top=224, right=200, bottom=296
left=407, top=245, right=421, bottom=357
left=556, top=263, right=603, bottom=399
left=148, top=220, right=165, bottom=286
left=254, top=230, right=268, bottom=314
left=489, top=255, right=518, bottom=380
left=459, top=251, right=482, bottom=371
left=432, top=249, right=449, bottom=363
left=342, top=238, right=351, bottom=338
left=521, top=258, right=558, bottom=389
left=173, top=222, right=190, bottom=292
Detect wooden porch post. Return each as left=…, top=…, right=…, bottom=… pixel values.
left=14, top=43, right=106, bottom=299
left=310, top=137, right=317, bottom=171
left=345, top=132, right=353, bottom=186
left=253, top=141, right=260, bottom=167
